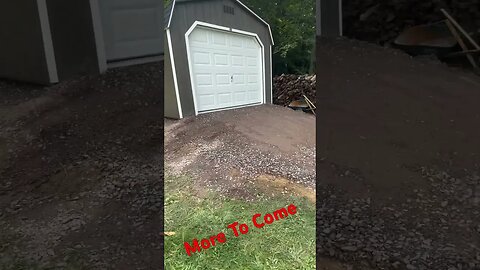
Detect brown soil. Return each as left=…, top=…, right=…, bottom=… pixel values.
left=0, top=62, right=163, bottom=269
left=164, top=105, right=316, bottom=200
left=317, top=37, right=480, bottom=199
left=256, top=174, right=315, bottom=203
left=317, top=37, right=480, bottom=269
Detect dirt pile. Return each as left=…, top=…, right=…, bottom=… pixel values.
left=164, top=105, right=316, bottom=201
left=316, top=37, right=480, bottom=269
left=0, top=62, right=164, bottom=269
left=273, top=74, right=316, bottom=106
left=343, top=0, right=480, bottom=44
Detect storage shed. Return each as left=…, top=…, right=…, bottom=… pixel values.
left=165, top=0, right=274, bottom=119
left=0, top=0, right=164, bottom=85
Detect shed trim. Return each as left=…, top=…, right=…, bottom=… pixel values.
left=269, top=44, right=273, bottom=103
left=166, top=28, right=183, bottom=119
left=166, top=0, right=176, bottom=30
left=37, top=0, right=59, bottom=83
left=166, top=0, right=274, bottom=45
left=235, top=0, right=274, bottom=45
left=184, top=20, right=266, bottom=115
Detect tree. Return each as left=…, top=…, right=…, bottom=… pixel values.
left=242, top=0, right=315, bottom=75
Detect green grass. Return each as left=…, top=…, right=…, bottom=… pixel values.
left=164, top=174, right=316, bottom=270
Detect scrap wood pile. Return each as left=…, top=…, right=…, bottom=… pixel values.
left=273, top=74, right=316, bottom=108
left=343, top=0, right=480, bottom=44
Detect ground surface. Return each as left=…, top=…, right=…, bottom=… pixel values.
left=164, top=174, right=316, bottom=269
left=164, top=105, right=318, bottom=269
left=164, top=105, right=316, bottom=202
left=0, top=62, right=163, bottom=269
left=317, top=37, right=480, bottom=269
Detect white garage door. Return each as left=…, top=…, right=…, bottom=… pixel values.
left=188, top=26, right=263, bottom=113
left=99, top=0, right=163, bottom=61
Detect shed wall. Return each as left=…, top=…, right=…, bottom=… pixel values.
left=169, top=0, right=273, bottom=117
left=0, top=1, right=53, bottom=84
left=164, top=34, right=181, bottom=119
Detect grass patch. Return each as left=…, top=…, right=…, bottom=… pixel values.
left=164, top=174, right=316, bottom=270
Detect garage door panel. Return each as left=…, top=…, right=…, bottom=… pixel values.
left=218, top=93, right=233, bottom=104
left=234, top=92, right=247, bottom=103
left=247, top=74, right=259, bottom=83
left=216, top=74, right=231, bottom=85
left=214, top=54, right=228, bottom=66
left=195, top=74, right=213, bottom=86
left=189, top=26, right=263, bottom=113
left=191, top=28, right=209, bottom=43
left=233, top=74, right=245, bottom=84
left=193, top=52, right=211, bottom=65
left=247, top=91, right=259, bottom=100
left=230, top=36, right=243, bottom=47
left=246, top=56, right=258, bottom=66
left=245, top=39, right=259, bottom=49
left=99, top=0, right=162, bottom=61
left=212, top=32, right=227, bottom=46
left=111, top=9, right=159, bottom=41
left=198, top=95, right=216, bottom=108
left=231, top=55, right=244, bottom=66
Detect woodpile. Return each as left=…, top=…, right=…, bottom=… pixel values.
left=343, top=0, right=480, bottom=44
left=273, top=74, right=316, bottom=106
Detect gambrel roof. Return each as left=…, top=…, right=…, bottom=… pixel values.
left=164, top=0, right=274, bottom=44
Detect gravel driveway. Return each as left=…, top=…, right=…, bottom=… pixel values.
left=316, top=37, right=480, bottom=269
left=0, top=62, right=163, bottom=269
left=164, top=105, right=316, bottom=201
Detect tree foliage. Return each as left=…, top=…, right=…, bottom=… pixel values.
left=242, top=0, right=315, bottom=75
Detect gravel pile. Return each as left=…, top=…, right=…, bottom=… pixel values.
left=0, top=62, right=164, bottom=269
left=317, top=167, right=480, bottom=269
left=202, top=136, right=315, bottom=191
left=164, top=105, right=316, bottom=201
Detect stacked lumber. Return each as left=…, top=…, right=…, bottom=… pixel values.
left=273, top=74, right=316, bottom=106
left=343, top=0, right=480, bottom=44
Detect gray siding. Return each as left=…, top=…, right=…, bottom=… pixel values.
left=0, top=0, right=53, bottom=84
left=46, top=0, right=100, bottom=81
left=99, top=0, right=164, bottom=62
left=164, top=34, right=180, bottom=119
left=168, top=0, right=273, bottom=117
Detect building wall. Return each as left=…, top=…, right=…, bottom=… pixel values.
left=164, top=33, right=181, bottom=119
left=0, top=0, right=55, bottom=84
left=168, top=0, right=273, bottom=117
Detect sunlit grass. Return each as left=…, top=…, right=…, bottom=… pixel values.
left=164, top=174, right=316, bottom=270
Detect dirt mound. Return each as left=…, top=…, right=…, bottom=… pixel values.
left=164, top=105, right=316, bottom=200
left=316, top=37, right=480, bottom=269
left=0, top=62, right=163, bottom=269
left=273, top=74, right=316, bottom=106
